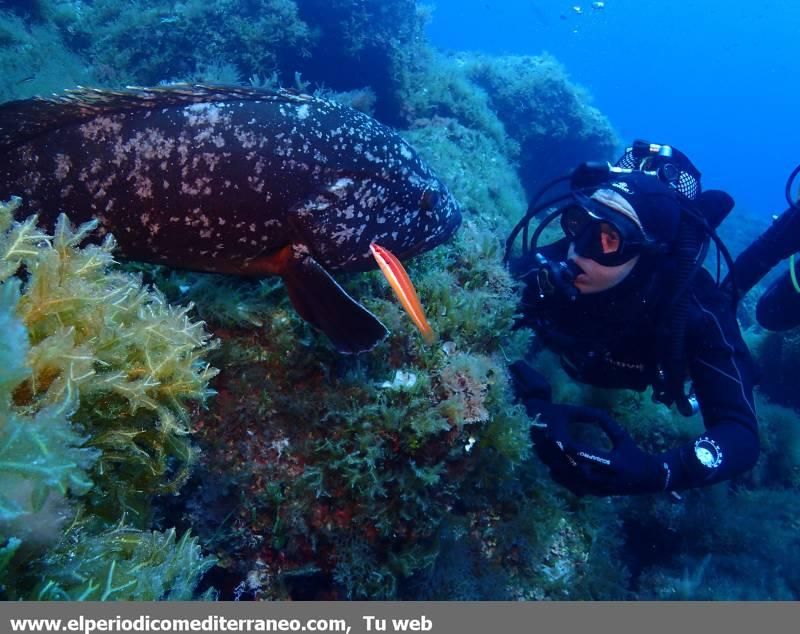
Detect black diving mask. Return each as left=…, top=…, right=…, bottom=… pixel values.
left=560, top=196, right=649, bottom=267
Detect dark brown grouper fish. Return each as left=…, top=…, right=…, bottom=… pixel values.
left=0, top=85, right=462, bottom=353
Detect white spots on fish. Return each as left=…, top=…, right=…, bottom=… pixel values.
left=112, top=128, right=175, bottom=167
left=53, top=154, right=71, bottom=181
left=80, top=116, right=123, bottom=142
left=176, top=134, right=191, bottom=166
left=19, top=146, right=38, bottom=169
left=89, top=157, right=104, bottom=175
left=184, top=102, right=224, bottom=127
left=183, top=103, right=230, bottom=147
left=280, top=158, right=306, bottom=173
left=400, top=208, right=420, bottom=227
left=88, top=170, right=116, bottom=199
left=292, top=243, right=312, bottom=257
left=296, top=104, right=311, bottom=120
left=331, top=224, right=357, bottom=245
left=406, top=172, right=426, bottom=189
left=130, top=172, right=153, bottom=199
left=181, top=176, right=212, bottom=197
left=399, top=143, right=413, bottom=160
left=192, top=152, right=222, bottom=172
left=248, top=176, right=265, bottom=193
left=233, top=127, right=258, bottom=149
left=333, top=204, right=356, bottom=220
left=328, top=177, right=354, bottom=200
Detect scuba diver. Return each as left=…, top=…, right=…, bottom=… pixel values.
left=506, top=141, right=759, bottom=496
left=726, top=164, right=800, bottom=331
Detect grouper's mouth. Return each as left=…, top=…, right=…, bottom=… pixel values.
left=343, top=208, right=462, bottom=272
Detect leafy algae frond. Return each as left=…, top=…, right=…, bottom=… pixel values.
left=0, top=198, right=218, bottom=599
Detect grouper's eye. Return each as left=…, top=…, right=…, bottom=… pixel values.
left=420, top=189, right=440, bottom=212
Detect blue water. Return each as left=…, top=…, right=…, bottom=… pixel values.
left=426, top=0, right=799, bottom=219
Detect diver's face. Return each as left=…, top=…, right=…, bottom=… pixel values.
left=568, top=243, right=639, bottom=294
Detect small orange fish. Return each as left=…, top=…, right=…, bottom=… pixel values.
left=370, top=243, right=435, bottom=344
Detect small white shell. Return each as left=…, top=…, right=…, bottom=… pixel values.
left=378, top=370, right=417, bottom=390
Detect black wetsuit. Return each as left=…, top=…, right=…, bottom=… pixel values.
left=732, top=205, right=800, bottom=331
left=513, top=241, right=759, bottom=493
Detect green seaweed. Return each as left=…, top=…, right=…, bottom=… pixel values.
left=34, top=525, right=214, bottom=601
left=0, top=199, right=218, bottom=599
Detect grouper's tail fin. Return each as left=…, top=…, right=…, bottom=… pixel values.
left=275, top=245, right=388, bottom=354
left=0, top=84, right=313, bottom=153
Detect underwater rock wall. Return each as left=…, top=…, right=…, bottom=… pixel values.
left=170, top=226, right=536, bottom=599
left=464, top=53, right=618, bottom=195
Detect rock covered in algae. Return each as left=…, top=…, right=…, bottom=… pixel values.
left=0, top=197, right=218, bottom=600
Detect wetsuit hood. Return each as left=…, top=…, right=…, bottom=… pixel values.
left=585, top=171, right=683, bottom=250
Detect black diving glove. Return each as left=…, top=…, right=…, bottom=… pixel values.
left=527, top=402, right=671, bottom=497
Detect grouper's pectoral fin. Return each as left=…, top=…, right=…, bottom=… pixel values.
left=262, top=244, right=388, bottom=354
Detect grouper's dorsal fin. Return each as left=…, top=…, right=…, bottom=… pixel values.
left=0, top=84, right=314, bottom=152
